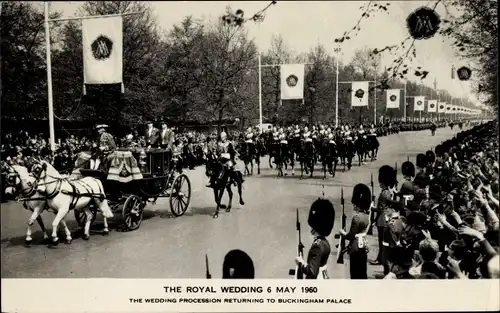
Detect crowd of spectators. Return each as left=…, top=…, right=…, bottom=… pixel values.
left=380, top=119, right=499, bottom=279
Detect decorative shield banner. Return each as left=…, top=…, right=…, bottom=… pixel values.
left=386, top=89, right=400, bottom=109
left=413, top=96, right=425, bottom=111
left=438, top=102, right=446, bottom=113
left=445, top=104, right=452, bottom=114
left=280, top=64, right=305, bottom=100
left=82, top=16, right=123, bottom=86
left=351, top=81, right=370, bottom=107
left=427, top=100, right=438, bottom=113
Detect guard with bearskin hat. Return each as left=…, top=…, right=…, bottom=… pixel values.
left=400, top=161, right=417, bottom=210
left=222, top=249, right=255, bottom=279
left=294, top=199, right=335, bottom=279
left=338, top=184, right=371, bottom=279
left=369, top=165, right=402, bottom=270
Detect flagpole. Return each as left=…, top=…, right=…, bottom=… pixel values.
left=258, top=53, right=263, bottom=133
left=334, top=48, right=340, bottom=128
left=403, top=80, right=407, bottom=122
left=44, top=1, right=56, bottom=153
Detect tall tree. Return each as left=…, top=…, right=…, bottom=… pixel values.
left=1, top=2, right=60, bottom=119
left=197, top=15, right=257, bottom=132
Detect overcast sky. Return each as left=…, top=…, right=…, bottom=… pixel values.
left=46, top=1, right=480, bottom=104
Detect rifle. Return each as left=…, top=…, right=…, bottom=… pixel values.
left=367, top=173, right=376, bottom=235
left=205, top=254, right=211, bottom=279
left=288, top=208, right=304, bottom=279
left=335, top=188, right=347, bottom=264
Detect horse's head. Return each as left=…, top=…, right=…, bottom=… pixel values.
left=3, top=164, right=35, bottom=197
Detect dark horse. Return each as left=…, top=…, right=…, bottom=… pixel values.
left=300, top=140, right=315, bottom=178
left=238, top=138, right=260, bottom=175
left=205, top=154, right=245, bottom=219
left=320, top=138, right=339, bottom=179
left=354, top=135, right=368, bottom=166
left=365, top=134, right=380, bottom=161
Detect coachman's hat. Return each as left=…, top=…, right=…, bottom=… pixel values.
left=95, top=124, right=109, bottom=130
left=416, top=153, right=427, bottom=169
left=222, top=249, right=255, bottom=279
left=378, top=165, right=397, bottom=188
left=351, top=183, right=372, bottom=212
left=402, top=161, right=416, bottom=178
left=308, top=199, right=335, bottom=237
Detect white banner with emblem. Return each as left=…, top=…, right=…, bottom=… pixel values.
left=280, top=64, right=305, bottom=100
left=82, top=16, right=123, bottom=93
left=445, top=103, right=453, bottom=114
left=427, top=100, right=438, bottom=113
left=351, top=81, right=369, bottom=107
left=437, top=102, right=446, bottom=113
left=413, top=96, right=425, bottom=111
left=386, top=89, right=400, bottom=109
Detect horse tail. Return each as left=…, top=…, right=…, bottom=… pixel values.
left=95, top=180, right=114, bottom=218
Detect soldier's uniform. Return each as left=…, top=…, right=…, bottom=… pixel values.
left=400, top=161, right=417, bottom=211
left=370, top=165, right=400, bottom=269
left=342, top=184, right=371, bottom=279
left=295, top=199, right=335, bottom=279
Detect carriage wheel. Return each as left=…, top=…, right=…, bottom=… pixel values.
left=122, top=195, right=144, bottom=231
left=74, top=205, right=98, bottom=227
left=169, top=174, right=191, bottom=217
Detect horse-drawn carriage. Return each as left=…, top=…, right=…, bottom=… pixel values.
left=72, top=147, right=191, bottom=231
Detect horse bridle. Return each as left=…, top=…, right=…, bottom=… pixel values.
left=4, top=164, right=42, bottom=202
left=30, top=162, right=64, bottom=200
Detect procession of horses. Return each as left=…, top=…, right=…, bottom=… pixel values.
left=2, top=121, right=436, bottom=248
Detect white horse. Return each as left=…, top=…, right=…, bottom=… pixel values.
left=3, top=164, right=73, bottom=245
left=32, top=160, right=114, bottom=245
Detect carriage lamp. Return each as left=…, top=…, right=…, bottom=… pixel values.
left=139, top=149, right=148, bottom=173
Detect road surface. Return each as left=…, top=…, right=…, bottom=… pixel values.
left=1, top=126, right=465, bottom=279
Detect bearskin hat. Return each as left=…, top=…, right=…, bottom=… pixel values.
left=416, top=153, right=427, bottom=169
left=434, top=144, right=443, bottom=157
left=378, top=165, right=397, bottom=188
left=351, top=183, right=371, bottom=212
left=425, top=150, right=436, bottom=164
left=222, top=249, right=254, bottom=279
left=308, top=199, right=335, bottom=237
left=402, top=161, right=415, bottom=178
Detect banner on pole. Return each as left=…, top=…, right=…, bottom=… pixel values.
left=351, top=81, right=370, bottom=107
left=413, top=96, right=425, bottom=111
left=427, top=100, right=438, bottom=113
left=445, top=103, right=453, bottom=114
left=438, top=102, right=446, bottom=113
left=82, top=16, right=123, bottom=89
left=280, top=64, right=305, bottom=100
left=386, top=89, right=400, bottom=109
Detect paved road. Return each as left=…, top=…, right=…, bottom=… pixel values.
left=1, top=126, right=465, bottom=279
